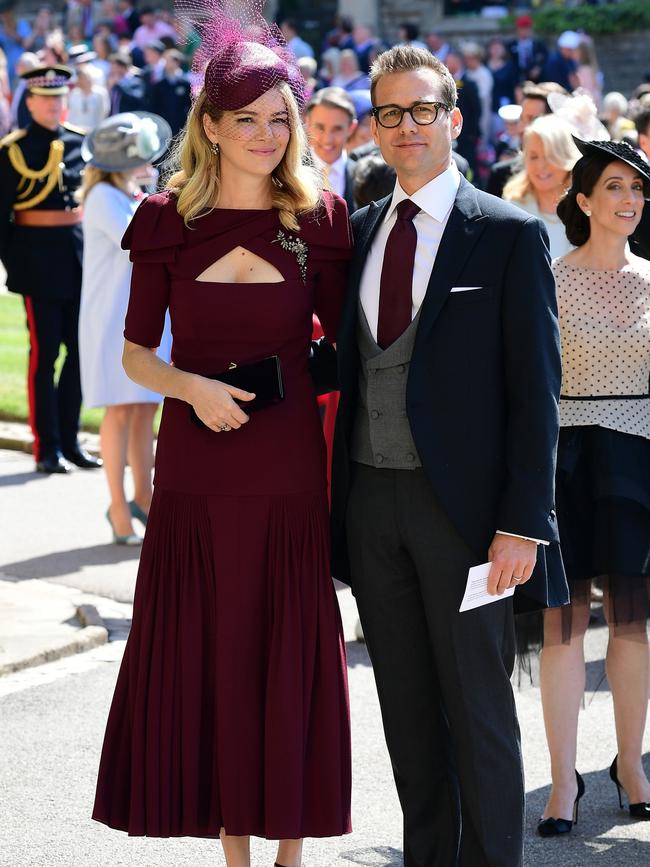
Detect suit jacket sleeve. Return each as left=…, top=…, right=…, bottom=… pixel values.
left=497, top=216, right=561, bottom=542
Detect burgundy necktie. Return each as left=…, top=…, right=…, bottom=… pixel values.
left=377, top=199, right=421, bottom=350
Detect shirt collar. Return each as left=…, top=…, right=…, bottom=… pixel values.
left=386, top=161, right=460, bottom=223
left=314, top=151, right=347, bottom=176
left=28, top=120, right=61, bottom=140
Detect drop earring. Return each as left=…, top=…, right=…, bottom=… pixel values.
left=211, top=141, right=220, bottom=156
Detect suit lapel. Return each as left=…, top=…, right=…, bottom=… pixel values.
left=414, top=177, right=488, bottom=351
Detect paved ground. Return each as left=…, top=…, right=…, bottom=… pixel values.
left=1, top=446, right=649, bottom=866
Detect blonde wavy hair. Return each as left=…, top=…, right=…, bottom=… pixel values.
left=503, top=114, right=581, bottom=203
left=77, top=166, right=132, bottom=203
left=166, top=81, right=322, bottom=231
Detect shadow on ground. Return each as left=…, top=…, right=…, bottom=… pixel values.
left=1, top=543, right=141, bottom=580
left=339, top=846, right=402, bottom=866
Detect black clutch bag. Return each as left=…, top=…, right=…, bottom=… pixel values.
left=189, top=355, right=284, bottom=428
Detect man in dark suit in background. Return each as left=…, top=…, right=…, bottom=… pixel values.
left=151, top=49, right=192, bottom=136
left=304, top=87, right=359, bottom=213
left=508, top=14, right=548, bottom=83
left=331, top=45, right=567, bottom=867
left=443, top=49, right=480, bottom=174
left=109, top=52, right=147, bottom=114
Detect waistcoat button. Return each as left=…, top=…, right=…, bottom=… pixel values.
left=406, top=453, right=415, bottom=462
left=370, top=409, right=380, bottom=420
left=375, top=453, right=385, bottom=464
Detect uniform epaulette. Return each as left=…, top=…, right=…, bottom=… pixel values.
left=62, top=121, right=87, bottom=136
left=0, top=129, right=27, bottom=150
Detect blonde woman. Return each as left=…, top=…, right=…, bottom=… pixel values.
left=78, top=112, right=171, bottom=544
left=504, top=114, right=581, bottom=258
left=92, top=20, right=352, bottom=867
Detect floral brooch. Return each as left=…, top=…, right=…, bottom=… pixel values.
left=272, top=230, right=309, bottom=284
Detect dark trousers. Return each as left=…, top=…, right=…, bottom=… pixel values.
left=346, top=465, right=523, bottom=867
left=23, top=290, right=82, bottom=462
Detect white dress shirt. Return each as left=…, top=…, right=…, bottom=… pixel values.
left=359, top=161, right=460, bottom=341
left=315, top=151, right=348, bottom=199
left=358, top=160, right=548, bottom=546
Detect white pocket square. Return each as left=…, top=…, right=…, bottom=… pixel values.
left=450, top=286, right=484, bottom=293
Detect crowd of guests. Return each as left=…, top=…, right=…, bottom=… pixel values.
left=2, top=4, right=650, bottom=190
left=0, top=2, right=649, bottom=860
left=0, top=1, right=194, bottom=136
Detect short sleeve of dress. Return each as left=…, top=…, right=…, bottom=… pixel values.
left=302, top=192, right=352, bottom=341
left=122, top=191, right=184, bottom=348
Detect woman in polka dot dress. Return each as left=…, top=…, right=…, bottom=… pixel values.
left=537, top=138, right=650, bottom=836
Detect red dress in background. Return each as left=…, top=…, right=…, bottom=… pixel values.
left=92, top=190, right=352, bottom=839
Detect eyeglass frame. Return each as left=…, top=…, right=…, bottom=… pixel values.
left=371, top=100, right=454, bottom=128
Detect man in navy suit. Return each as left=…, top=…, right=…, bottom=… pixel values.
left=331, top=45, right=568, bottom=867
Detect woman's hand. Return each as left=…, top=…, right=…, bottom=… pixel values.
left=189, top=376, right=255, bottom=433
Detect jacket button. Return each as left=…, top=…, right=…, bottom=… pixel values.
left=397, top=364, right=405, bottom=374
left=370, top=409, right=380, bottom=420
left=406, top=453, right=415, bottom=462
left=375, top=453, right=385, bottom=464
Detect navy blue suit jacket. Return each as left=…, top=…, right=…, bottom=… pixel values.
left=331, top=176, right=569, bottom=613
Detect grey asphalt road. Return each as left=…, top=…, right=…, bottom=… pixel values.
left=1, top=448, right=649, bottom=866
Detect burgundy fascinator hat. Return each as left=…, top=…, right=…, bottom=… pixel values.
left=175, top=0, right=306, bottom=112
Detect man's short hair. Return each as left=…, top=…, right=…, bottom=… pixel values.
left=521, top=80, right=568, bottom=109
left=305, top=87, right=357, bottom=122
left=369, top=45, right=457, bottom=110
left=634, top=105, right=650, bottom=137
left=352, top=152, right=396, bottom=209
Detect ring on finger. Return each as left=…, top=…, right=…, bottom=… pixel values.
left=512, top=575, right=523, bottom=583
left=218, top=423, right=228, bottom=431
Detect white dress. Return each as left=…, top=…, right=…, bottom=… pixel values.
left=517, top=193, right=574, bottom=260
left=79, top=183, right=171, bottom=407
left=67, top=85, right=109, bottom=131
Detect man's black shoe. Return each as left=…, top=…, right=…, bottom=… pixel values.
left=35, top=453, right=72, bottom=474
left=62, top=447, right=103, bottom=469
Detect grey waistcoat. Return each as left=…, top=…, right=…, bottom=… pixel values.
left=350, top=302, right=422, bottom=470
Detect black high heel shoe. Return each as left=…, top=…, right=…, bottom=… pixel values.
left=537, top=770, right=585, bottom=837
left=609, top=756, right=650, bottom=819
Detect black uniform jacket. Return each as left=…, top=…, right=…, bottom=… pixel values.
left=0, top=120, right=85, bottom=300
left=331, top=176, right=569, bottom=613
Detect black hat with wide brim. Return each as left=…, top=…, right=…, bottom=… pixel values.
left=572, top=136, right=650, bottom=186
left=82, top=111, right=172, bottom=171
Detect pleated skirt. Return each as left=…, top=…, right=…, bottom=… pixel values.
left=92, top=486, right=352, bottom=839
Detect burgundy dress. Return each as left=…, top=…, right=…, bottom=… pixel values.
left=92, top=190, right=352, bottom=839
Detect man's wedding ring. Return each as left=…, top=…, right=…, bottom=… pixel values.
left=512, top=576, right=523, bottom=582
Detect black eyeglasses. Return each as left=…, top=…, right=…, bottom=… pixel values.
left=372, top=101, right=452, bottom=128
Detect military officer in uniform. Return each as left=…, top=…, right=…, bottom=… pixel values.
left=0, top=65, right=102, bottom=473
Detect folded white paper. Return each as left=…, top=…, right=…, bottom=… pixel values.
left=459, top=562, right=515, bottom=612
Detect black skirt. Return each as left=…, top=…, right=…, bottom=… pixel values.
left=555, top=425, right=649, bottom=632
